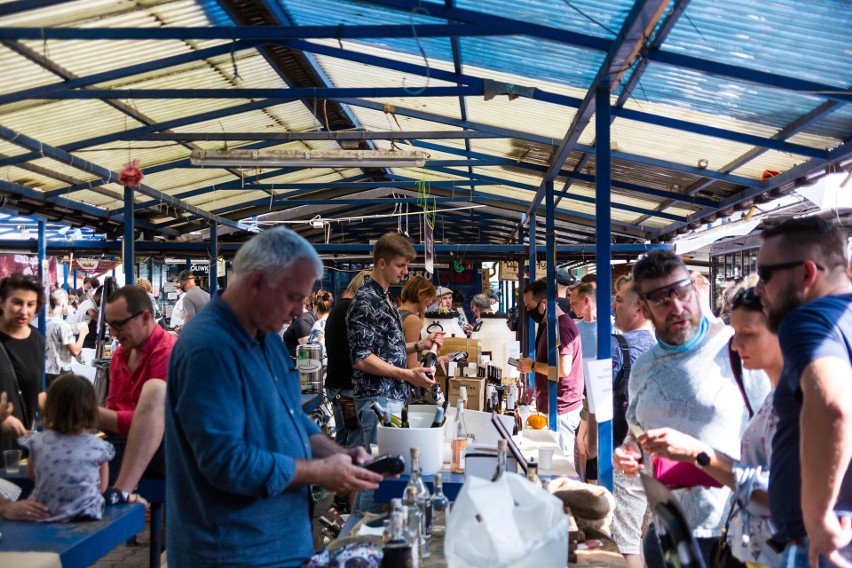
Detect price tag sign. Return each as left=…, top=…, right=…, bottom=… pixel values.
left=583, top=358, right=614, bottom=422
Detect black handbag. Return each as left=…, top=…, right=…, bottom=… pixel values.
left=709, top=519, right=747, bottom=568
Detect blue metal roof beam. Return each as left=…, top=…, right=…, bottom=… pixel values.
left=124, top=131, right=503, bottom=141
left=655, top=139, right=852, bottom=240
left=0, top=125, right=248, bottom=232
left=444, top=0, right=475, bottom=184
left=631, top=99, right=845, bottom=225
left=2, top=21, right=846, bottom=103
left=408, top=140, right=715, bottom=207
left=521, top=0, right=671, bottom=234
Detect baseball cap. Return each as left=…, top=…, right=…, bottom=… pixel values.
left=177, top=270, right=193, bottom=282
left=555, top=268, right=576, bottom=286
left=435, top=286, right=453, bottom=297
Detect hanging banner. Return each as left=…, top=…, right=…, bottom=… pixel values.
left=0, top=255, right=58, bottom=282
left=424, top=217, right=435, bottom=277
left=71, top=257, right=121, bottom=275
left=497, top=260, right=549, bottom=281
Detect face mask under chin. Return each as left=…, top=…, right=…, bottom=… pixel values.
left=528, top=305, right=545, bottom=324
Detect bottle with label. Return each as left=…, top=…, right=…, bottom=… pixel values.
left=431, top=475, right=451, bottom=536
left=527, top=462, right=541, bottom=487
left=459, top=385, right=468, bottom=410
left=405, top=487, right=426, bottom=562
left=381, top=510, right=415, bottom=568
left=400, top=405, right=410, bottom=429
left=451, top=400, right=469, bottom=473
left=405, top=448, right=433, bottom=538
left=504, top=390, right=519, bottom=435
left=430, top=398, right=449, bottom=428
left=371, top=401, right=402, bottom=427
left=492, top=439, right=508, bottom=481
left=484, top=384, right=494, bottom=413
left=421, top=343, right=438, bottom=380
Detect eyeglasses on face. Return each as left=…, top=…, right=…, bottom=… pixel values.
left=640, top=278, right=694, bottom=307
left=756, top=261, right=824, bottom=284
left=731, top=287, right=762, bottom=311
left=106, top=310, right=144, bottom=331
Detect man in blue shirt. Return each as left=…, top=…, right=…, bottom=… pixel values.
left=165, top=228, right=383, bottom=567
left=756, top=215, right=852, bottom=568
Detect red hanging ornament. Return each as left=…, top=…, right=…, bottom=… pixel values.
left=119, top=159, right=144, bottom=188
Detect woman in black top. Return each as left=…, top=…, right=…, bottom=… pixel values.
left=0, top=273, right=45, bottom=450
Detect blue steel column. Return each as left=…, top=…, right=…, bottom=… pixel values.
left=527, top=212, right=537, bottom=386
left=544, top=180, right=558, bottom=433
left=596, top=87, right=614, bottom=492
left=37, top=220, right=46, bottom=391
left=123, top=185, right=135, bottom=285
left=209, top=223, right=218, bottom=295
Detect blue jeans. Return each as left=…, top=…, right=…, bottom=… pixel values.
left=352, top=396, right=404, bottom=514
left=326, top=387, right=361, bottom=450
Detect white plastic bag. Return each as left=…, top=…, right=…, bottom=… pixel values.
left=444, top=473, right=569, bottom=568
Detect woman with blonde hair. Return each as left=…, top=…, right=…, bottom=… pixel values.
left=398, top=276, right=436, bottom=369
left=308, top=290, right=334, bottom=355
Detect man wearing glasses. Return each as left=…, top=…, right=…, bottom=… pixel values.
left=756, top=216, right=852, bottom=568
left=613, top=249, right=769, bottom=566
left=98, top=285, right=177, bottom=504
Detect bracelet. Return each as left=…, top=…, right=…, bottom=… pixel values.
left=531, top=362, right=536, bottom=374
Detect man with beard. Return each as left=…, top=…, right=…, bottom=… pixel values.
left=614, top=250, right=769, bottom=565
left=756, top=216, right=852, bottom=567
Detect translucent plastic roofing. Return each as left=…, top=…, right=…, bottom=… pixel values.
left=0, top=0, right=847, bottom=247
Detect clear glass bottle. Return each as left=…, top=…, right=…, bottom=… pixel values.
left=431, top=475, right=451, bottom=536
left=527, top=462, right=541, bottom=487
left=492, top=439, right=508, bottom=481
left=381, top=510, right=414, bottom=568
left=405, top=448, right=433, bottom=538
left=459, top=385, right=468, bottom=410
left=451, top=400, right=469, bottom=473
left=405, top=486, right=425, bottom=563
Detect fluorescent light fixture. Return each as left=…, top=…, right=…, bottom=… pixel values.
left=190, top=149, right=427, bottom=168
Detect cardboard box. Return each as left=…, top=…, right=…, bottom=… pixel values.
left=436, top=338, right=481, bottom=377
left=448, top=377, right=485, bottom=412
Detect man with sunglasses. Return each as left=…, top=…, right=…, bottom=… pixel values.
left=614, top=249, right=770, bottom=566
left=756, top=215, right=852, bottom=568
left=98, top=285, right=177, bottom=504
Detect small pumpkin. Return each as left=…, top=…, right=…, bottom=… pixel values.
left=526, top=413, right=548, bottom=429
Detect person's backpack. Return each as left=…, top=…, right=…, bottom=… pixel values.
left=612, top=334, right=632, bottom=446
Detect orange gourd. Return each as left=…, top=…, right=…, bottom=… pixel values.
left=526, top=413, right=548, bottom=429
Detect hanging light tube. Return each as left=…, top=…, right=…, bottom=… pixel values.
left=190, top=148, right=427, bottom=168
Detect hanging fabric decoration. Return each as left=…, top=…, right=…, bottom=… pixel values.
left=119, top=160, right=144, bottom=188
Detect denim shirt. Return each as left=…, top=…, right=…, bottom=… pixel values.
left=347, top=276, right=409, bottom=401
left=166, top=292, right=321, bottom=567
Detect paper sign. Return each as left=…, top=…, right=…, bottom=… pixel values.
left=584, top=358, right=614, bottom=422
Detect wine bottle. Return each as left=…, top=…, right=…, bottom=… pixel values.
left=492, top=439, right=508, bottom=481
left=405, top=448, right=433, bottom=539
left=381, top=510, right=414, bottom=568
left=431, top=475, right=451, bottom=536
left=405, top=486, right=426, bottom=562
left=505, top=390, right=519, bottom=435
left=484, top=384, right=494, bottom=413
left=459, top=385, right=468, bottom=410
left=527, top=462, right=541, bottom=487
left=371, top=401, right=402, bottom=427
left=450, top=400, right=469, bottom=473
left=430, top=399, right=449, bottom=428
left=421, top=343, right=438, bottom=380
left=400, top=405, right=410, bottom=429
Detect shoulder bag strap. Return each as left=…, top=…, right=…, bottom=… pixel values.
left=0, top=341, right=30, bottom=426
left=728, top=338, right=754, bottom=418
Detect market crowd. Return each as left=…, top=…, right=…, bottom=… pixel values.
left=0, top=215, right=847, bottom=568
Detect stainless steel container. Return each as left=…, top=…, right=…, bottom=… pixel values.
left=296, top=344, right=323, bottom=393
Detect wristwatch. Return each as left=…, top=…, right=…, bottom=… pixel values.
left=696, top=451, right=711, bottom=467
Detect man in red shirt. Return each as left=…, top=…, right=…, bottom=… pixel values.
left=99, top=285, right=176, bottom=503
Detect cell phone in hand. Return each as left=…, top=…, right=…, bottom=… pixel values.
left=448, top=351, right=469, bottom=362
left=361, top=454, right=405, bottom=476
left=507, top=357, right=520, bottom=368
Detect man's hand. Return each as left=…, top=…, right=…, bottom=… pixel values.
left=0, top=392, right=12, bottom=424
left=614, top=441, right=644, bottom=477
left=1, top=415, right=26, bottom=437
left=638, top=427, right=706, bottom=463
left=421, top=332, right=445, bottom=351
left=517, top=357, right=535, bottom=374
left=0, top=499, right=50, bottom=521
left=313, top=454, right=383, bottom=493
left=347, top=446, right=372, bottom=466
left=807, top=511, right=852, bottom=568
left=406, top=367, right=436, bottom=388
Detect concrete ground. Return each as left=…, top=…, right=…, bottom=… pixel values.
left=92, top=520, right=165, bottom=568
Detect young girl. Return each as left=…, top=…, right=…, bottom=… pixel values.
left=19, top=374, right=115, bottom=522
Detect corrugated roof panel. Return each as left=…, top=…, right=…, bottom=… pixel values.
left=3, top=165, right=69, bottom=193
left=631, top=62, right=838, bottom=132
left=466, top=96, right=577, bottom=142
left=0, top=47, right=61, bottom=97
left=663, top=0, right=851, bottom=90
left=728, top=150, right=815, bottom=181
left=796, top=104, right=852, bottom=141
left=177, top=101, right=324, bottom=140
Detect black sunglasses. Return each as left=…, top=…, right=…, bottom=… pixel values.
left=106, top=310, right=144, bottom=331
left=757, top=261, right=824, bottom=284
left=640, top=278, right=694, bottom=307
left=731, top=287, right=762, bottom=311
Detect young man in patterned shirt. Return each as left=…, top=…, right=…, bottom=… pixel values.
left=347, top=232, right=444, bottom=450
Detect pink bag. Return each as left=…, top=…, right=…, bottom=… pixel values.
left=653, top=457, right=722, bottom=490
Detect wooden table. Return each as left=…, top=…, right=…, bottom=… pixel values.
left=0, top=503, right=144, bottom=568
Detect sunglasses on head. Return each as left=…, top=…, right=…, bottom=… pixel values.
left=640, top=278, right=694, bottom=307
left=757, top=261, right=824, bottom=284
left=731, top=287, right=762, bottom=311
